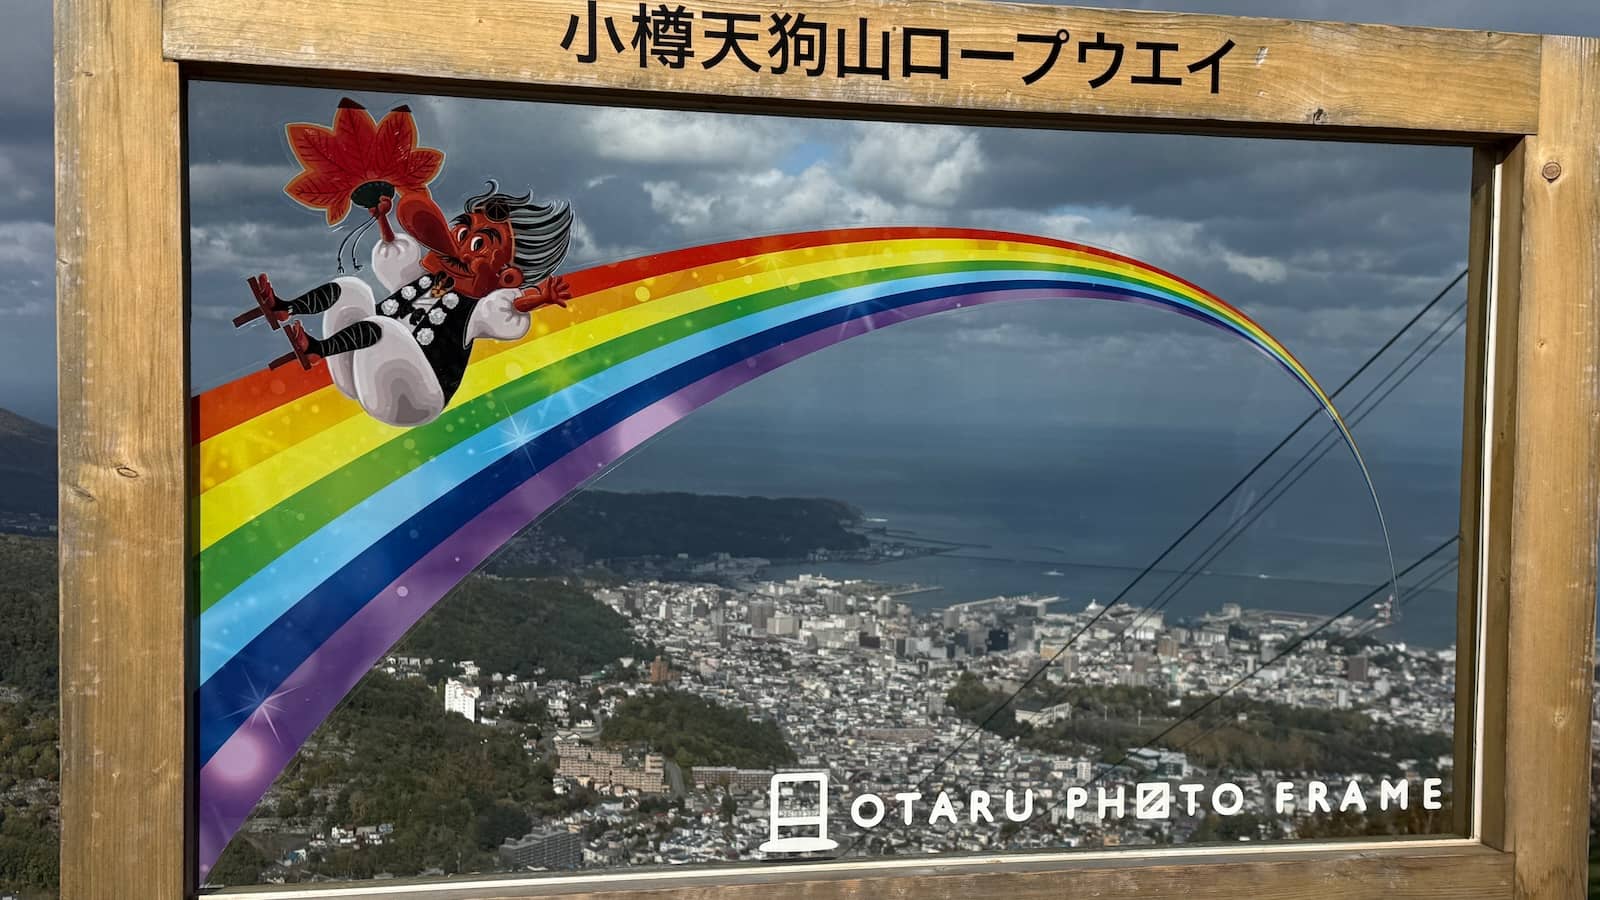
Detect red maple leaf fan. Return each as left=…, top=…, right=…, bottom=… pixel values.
left=284, top=98, right=444, bottom=225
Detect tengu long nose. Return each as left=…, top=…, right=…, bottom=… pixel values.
left=395, top=192, right=456, bottom=257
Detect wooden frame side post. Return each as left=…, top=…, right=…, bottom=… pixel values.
left=54, top=0, right=189, bottom=898
left=1499, top=34, right=1600, bottom=898
left=1465, top=138, right=1526, bottom=848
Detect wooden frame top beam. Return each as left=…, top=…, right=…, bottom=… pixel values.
left=163, top=0, right=1542, bottom=142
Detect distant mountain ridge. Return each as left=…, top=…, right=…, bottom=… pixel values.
left=0, top=408, right=55, bottom=518
left=533, top=490, right=866, bottom=561
left=0, top=412, right=866, bottom=561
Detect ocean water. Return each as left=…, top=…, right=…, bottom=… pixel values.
left=584, top=412, right=1463, bottom=648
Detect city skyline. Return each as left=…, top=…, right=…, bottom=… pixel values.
left=221, top=564, right=1459, bottom=881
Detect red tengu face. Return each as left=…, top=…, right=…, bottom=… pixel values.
left=439, top=211, right=518, bottom=283
left=396, top=192, right=524, bottom=297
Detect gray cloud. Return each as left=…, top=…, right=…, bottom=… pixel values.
left=0, top=0, right=53, bottom=422
left=180, top=84, right=1465, bottom=455
left=7, top=0, right=1597, bottom=429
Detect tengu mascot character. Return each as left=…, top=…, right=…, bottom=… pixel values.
left=235, top=98, right=573, bottom=428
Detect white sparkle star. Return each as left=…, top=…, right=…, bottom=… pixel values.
left=229, top=671, right=302, bottom=746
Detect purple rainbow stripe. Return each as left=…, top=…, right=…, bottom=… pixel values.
left=197, top=285, right=1083, bottom=873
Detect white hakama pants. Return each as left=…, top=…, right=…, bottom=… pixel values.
left=322, top=276, right=447, bottom=428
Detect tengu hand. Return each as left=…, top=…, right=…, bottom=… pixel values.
left=514, top=276, right=573, bottom=313
left=351, top=180, right=397, bottom=210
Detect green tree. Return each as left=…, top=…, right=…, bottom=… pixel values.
left=399, top=576, right=646, bottom=681
left=207, top=836, right=271, bottom=886
left=475, top=802, right=532, bottom=851
left=946, top=671, right=1026, bottom=739
left=601, top=692, right=794, bottom=769
left=221, top=670, right=576, bottom=884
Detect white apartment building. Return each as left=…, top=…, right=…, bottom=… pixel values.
left=444, top=679, right=481, bottom=723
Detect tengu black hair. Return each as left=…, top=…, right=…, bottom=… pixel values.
left=457, top=180, right=573, bottom=284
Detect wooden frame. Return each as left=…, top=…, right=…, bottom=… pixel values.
left=52, top=1, right=1600, bottom=898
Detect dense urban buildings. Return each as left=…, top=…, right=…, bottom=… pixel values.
left=238, top=563, right=1457, bottom=878
left=499, top=829, right=583, bottom=871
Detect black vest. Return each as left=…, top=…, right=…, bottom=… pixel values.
left=376, top=272, right=479, bottom=402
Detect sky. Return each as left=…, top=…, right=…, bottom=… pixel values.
left=166, top=0, right=1589, bottom=585
left=5, top=1, right=1598, bottom=582
left=4, top=0, right=1591, bottom=429
left=189, top=84, right=1470, bottom=436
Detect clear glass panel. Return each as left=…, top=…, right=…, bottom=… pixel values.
left=186, top=81, right=1467, bottom=888
left=0, top=0, right=59, bottom=894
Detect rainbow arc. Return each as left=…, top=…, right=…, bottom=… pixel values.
left=193, top=226, right=1376, bottom=873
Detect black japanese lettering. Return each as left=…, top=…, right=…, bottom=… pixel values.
left=960, top=47, right=1016, bottom=62
left=631, top=3, right=695, bottom=68
left=1187, top=39, right=1237, bottom=94
left=703, top=11, right=763, bottom=71
left=1078, top=31, right=1125, bottom=89
left=1017, top=29, right=1070, bottom=86
left=902, top=27, right=950, bottom=79
left=768, top=12, right=828, bottom=76
left=837, top=17, right=890, bottom=79
left=562, top=0, right=625, bottom=63
left=1132, top=41, right=1182, bottom=85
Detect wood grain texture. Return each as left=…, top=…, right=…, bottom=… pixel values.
left=55, top=0, right=188, bottom=898
left=163, top=0, right=1542, bottom=141
left=1500, top=35, right=1600, bottom=900
left=216, top=844, right=1513, bottom=900
left=1471, top=139, right=1525, bottom=853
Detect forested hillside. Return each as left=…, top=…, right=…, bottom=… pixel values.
left=0, top=533, right=59, bottom=897
left=513, top=491, right=866, bottom=563
left=601, top=692, right=795, bottom=770
left=0, top=534, right=55, bottom=697
left=397, top=575, right=647, bottom=680
left=211, top=672, right=588, bottom=885
left=0, top=410, right=55, bottom=518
